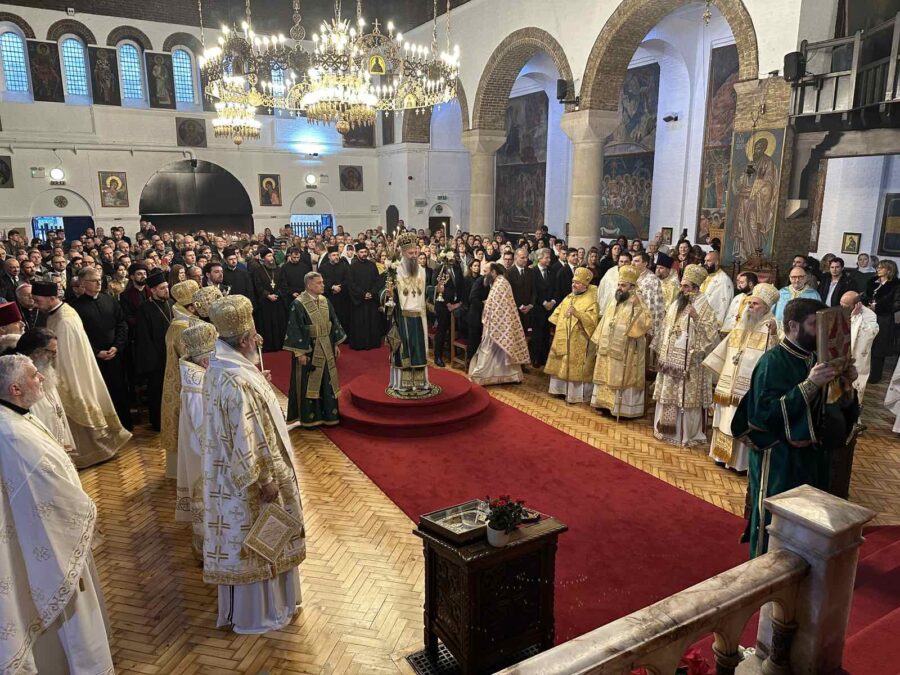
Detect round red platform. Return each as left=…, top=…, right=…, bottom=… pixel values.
left=337, top=369, right=492, bottom=436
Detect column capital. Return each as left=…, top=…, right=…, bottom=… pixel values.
left=461, top=128, right=508, bottom=155
left=560, top=109, right=618, bottom=144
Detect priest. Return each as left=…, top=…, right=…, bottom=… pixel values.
left=160, top=280, right=201, bottom=478
left=203, top=295, right=306, bottom=633
left=700, top=250, right=735, bottom=325
left=348, top=244, right=384, bottom=350
left=135, top=270, right=174, bottom=432
left=252, top=247, right=287, bottom=352
left=284, top=271, right=346, bottom=427
left=468, top=262, right=530, bottom=385
left=655, top=252, right=679, bottom=308
left=653, top=264, right=720, bottom=447
left=590, top=265, right=652, bottom=418
left=31, top=280, right=131, bottom=467
left=596, top=250, right=632, bottom=317
left=0, top=353, right=114, bottom=675
left=545, top=267, right=599, bottom=403
left=703, top=283, right=780, bottom=472
left=318, top=246, right=351, bottom=334
left=276, top=246, right=313, bottom=314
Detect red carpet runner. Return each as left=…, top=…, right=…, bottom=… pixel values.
left=267, top=348, right=900, bottom=665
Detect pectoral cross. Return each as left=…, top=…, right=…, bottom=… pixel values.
left=271, top=280, right=276, bottom=290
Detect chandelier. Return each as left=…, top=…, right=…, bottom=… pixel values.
left=210, top=76, right=262, bottom=145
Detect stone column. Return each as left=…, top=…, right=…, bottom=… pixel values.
left=759, top=485, right=875, bottom=674
left=461, top=129, right=507, bottom=236
left=560, top=109, right=618, bottom=250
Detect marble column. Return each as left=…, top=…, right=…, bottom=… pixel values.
left=461, top=129, right=508, bottom=236
left=560, top=109, right=618, bottom=250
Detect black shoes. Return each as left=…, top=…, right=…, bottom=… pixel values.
left=434, top=357, right=445, bottom=367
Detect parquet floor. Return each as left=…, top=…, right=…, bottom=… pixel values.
left=78, top=357, right=900, bottom=674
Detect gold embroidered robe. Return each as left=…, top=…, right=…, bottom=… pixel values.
left=161, top=304, right=200, bottom=473
left=545, top=287, right=599, bottom=383
left=591, top=295, right=652, bottom=407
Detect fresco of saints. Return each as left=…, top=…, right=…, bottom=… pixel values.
left=732, top=133, right=780, bottom=261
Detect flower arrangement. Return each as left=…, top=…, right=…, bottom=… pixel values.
left=485, top=495, right=527, bottom=534
left=438, top=246, right=457, bottom=264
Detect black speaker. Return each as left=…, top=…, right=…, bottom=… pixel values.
left=556, top=78, right=568, bottom=101
left=783, top=51, right=806, bottom=82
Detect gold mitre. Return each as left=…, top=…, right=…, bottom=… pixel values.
left=192, top=286, right=223, bottom=318
left=682, top=263, right=709, bottom=288
left=573, top=267, right=593, bottom=286
left=171, top=280, right=200, bottom=307
left=209, top=295, right=254, bottom=338
left=181, top=322, right=218, bottom=359
left=618, top=265, right=640, bottom=285
left=751, top=282, right=779, bottom=308
left=396, top=232, right=418, bottom=250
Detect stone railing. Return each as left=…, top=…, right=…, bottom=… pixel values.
left=497, top=485, right=875, bottom=675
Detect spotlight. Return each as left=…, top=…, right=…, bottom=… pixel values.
left=49, top=167, right=65, bottom=181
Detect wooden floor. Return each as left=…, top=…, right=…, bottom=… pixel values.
left=80, top=359, right=900, bottom=674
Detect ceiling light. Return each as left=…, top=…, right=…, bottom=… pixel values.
left=305, top=173, right=317, bottom=186
left=49, top=167, right=65, bottom=181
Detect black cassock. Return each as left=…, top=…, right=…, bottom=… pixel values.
left=319, top=258, right=351, bottom=336
left=134, top=298, right=174, bottom=431
left=348, top=258, right=384, bottom=350
left=222, top=265, right=255, bottom=304
left=276, top=259, right=312, bottom=315
left=251, top=263, right=288, bottom=352
left=71, top=293, right=133, bottom=430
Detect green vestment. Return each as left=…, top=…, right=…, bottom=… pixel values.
left=284, top=292, right=347, bottom=427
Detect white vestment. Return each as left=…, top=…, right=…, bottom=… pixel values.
left=177, top=358, right=206, bottom=556
left=700, top=269, right=735, bottom=325
left=596, top=266, right=619, bottom=316
left=850, top=305, right=879, bottom=402
left=31, top=381, right=77, bottom=454
left=886, top=358, right=900, bottom=433
left=0, top=404, right=113, bottom=675
left=721, top=293, right=750, bottom=333
left=201, top=342, right=305, bottom=634
left=45, top=303, right=131, bottom=468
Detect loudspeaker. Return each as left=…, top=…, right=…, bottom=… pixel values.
left=556, top=78, right=568, bottom=101
left=783, top=52, right=806, bottom=82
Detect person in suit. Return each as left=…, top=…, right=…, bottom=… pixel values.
left=466, top=263, right=490, bottom=360
left=530, top=247, right=557, bottom=367
left=507, top=247, right=535, bottom=346
left=0, top=258, right=20, bottom=302
left=554, top=247, right=579, bottom=305
left=433, top=253, right=465, bottom=367
left=819, top=257, right=854, bottom=307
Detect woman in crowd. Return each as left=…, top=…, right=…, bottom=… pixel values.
left=599, top=242, right=622, bottom=278
left=168, top=264, right=186, bottom=287
left=584, top=249, right=602, bottom=286
left=865, top=259, right=900, bottom=384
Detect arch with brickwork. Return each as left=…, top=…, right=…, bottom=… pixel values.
left=402, top=77, right=469, bottom=143
left=47, top=19, right=96, bottom=45
left=162, top=32, right=204, bottom=55
left=0, top=12, right=34, bottom=39
left=580, top=0, right=759, bottom=111
left=106, top=25, right=153, bottom=51
left=471, top=27, right=573, bottom=131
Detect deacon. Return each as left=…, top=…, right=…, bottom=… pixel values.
left=545, top=267, right=599, bottom=403
left=32, top=280, right=131, bottom=467
left=252, top=247, right=287, bottom=352
left=0, top=354, right=115, bottom=675
left=468, top=263, right=530, bottom=385
left=653, top=264, right=720, bottom=447
left=840, top=291, right=879, bottom=402
left=203, top=296, right=306, bottom=633
left=348, top=244, right=384, bottom=350
left=590, top=265, right=652, bottom=418
left=702, top=283, right=780, bottom=473
left=284, top=271, right=346, bottom=427
left=732, top=298, right=859, bottom=557
left=135, top=270, right=174, bottom=432
left=160, top=280, right=201, bottom=478
left=699, top=250, right=735, bottom=325
left=318, top=246, right=351, bottom=334
left=176, top=322, right=218, bottom=557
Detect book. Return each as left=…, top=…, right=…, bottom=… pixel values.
left=243, top=502, right=303, bottom=563
left=816, top=306, right=851, bottom=367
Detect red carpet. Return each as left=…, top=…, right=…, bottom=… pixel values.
left=268, top=347, right=900, bottom=666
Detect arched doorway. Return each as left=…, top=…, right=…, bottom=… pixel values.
left=386, top=205, right=400, bottom=236
left=289, top=190, right=335, bottom=236
left=428, top=203, right=453, bottom=235
left=30, top=187, right=94, bottom=241
left=139, top=160, right=253, bottom=233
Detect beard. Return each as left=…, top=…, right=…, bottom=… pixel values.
left=676, top=291, right=692, bottom=314
left=402, top=256, right=418, bottom=276
left=797, top=326, right=817, bottom=351
left=705, top=264, right=717, bottom=274
left=738, top=285, right=752, bottom=295
left=614, top=289, right=630, bottom=304
left=33, top=357, right=58, bottom=390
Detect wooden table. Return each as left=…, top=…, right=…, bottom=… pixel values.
left=413, top=517, right=567, bottom=675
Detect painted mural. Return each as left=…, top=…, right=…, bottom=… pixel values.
left=27, top=41, right=64, bottom=103
left=723, top=129, right=786, bottom=265
left=89, top=47, right=121, bottom=106
left=342, top=124, right=375, bottom=148
left=146, top=52, right=176, bottom=109
left=697, top=45, right=739, bottom=244
left=600, top=64, right=659, bottom=239
left=495, top=91, right=548, bottom=232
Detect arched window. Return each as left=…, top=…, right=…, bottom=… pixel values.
left=60, top=36, right=90, bottom=99
left=0, top=28, right=30, bottom=94
left=171, top=47, right=195, bottom=104
left=117, top=41, right=145, bottom=102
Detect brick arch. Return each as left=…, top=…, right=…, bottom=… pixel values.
left=162, top=32, right=203, bottom=55
left=402, top=78, right=470, bottom=143
left=47, top=19, right=96, bottom=45
left=106, top=25, right=153, bottom=51
left=0, top=12, right=35, bottom=39
left=581, top=0, right=759, bottom=111
left=471, top=27, right=573, bottom=131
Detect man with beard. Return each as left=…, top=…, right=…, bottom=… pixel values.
left=545, top=267, right=599, bottom=403
left=15, top=283, right=39, bottom=331
left=840, top=291, right=879, bottom=403
left=318, top=246, right=351, bottom=333
left=0, top=353, right=115, bottom=675
left=203, top=261, right=228, bottom=292
left=432, top=250, right=464, bottom=368
left=202, top=295, right=306, bottom=634
left=71, top=267, right=132, bottom=431
left=251, top=247, right=287, bottom=352
left=699, top=250, right=734, bottom=325
left=733, top=298, right=859, bottom=557
left=631, top=252, right=665, bottom=348
left=468, top=263, right=530, bottom=385
left=596, top=251, right=632, bottom=318
left=653, top=264, right=720, bottom=447
left=15, top=327, right=76, bottom=452
left=529, top=247, right=557, bottom=367
left=348, top=244, right=384, bottom=350
left=703, top=283, right=780, bottom=473
left=31, top=280, right=131, bottom=467
left=222, top=248, right=254, bottom=302
left=654, top=252, right=679, bottom=308
left=590, top=265, right=652, bottom=418
left=774, top=266, right=820, bottom=324
left=277, top=246, right=313, bottom=312
left=135, top=270, right=174, bottom=432
left=721, top=271, right=758, bottom=333
left=284, top=271, right=346, bottom=427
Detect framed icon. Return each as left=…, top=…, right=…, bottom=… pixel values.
left=840, top=232, right=861, bottom=255
left=258, top=174, right=282, bottom=206
left=660, top=227, right=673, bottom=245
left=98, top=171, right=129, bottom=207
